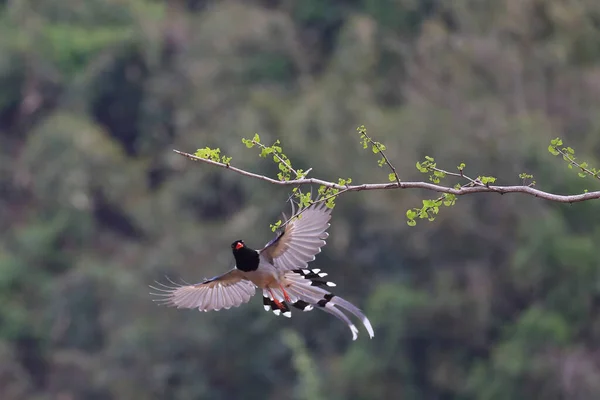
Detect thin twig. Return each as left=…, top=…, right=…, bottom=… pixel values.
left=252, top=139, right=299, bottom=179
left=553, top=146, right=600, bottom=180
left=173, top=150, right=600, bottom=204
left=361, top=130, right=402, bottom=185
left=431, top=166, right=486, bottom=188
left=252, top=139, right=311, bottom=201
left=313, top=187, right=352, bottom=206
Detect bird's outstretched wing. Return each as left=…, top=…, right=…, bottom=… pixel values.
left=150, top=269, right=256, bottom=311
left=261, top=201, right=332, bottom=271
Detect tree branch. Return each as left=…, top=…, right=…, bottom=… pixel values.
left=252, top=139, right=300, bottom=178
left=360, top=129, right=401, bottom=185
left=554, top=146, right=600, bottom=180
left=432, top=166, right=486, bottom=188
left=173, top=150, right=600, bottom=204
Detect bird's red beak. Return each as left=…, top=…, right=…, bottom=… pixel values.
left=235, top=242, right=244, bottom=250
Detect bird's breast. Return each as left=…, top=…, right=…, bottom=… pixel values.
left=242, top=262, right=279, bottom=288
left=243, top=270, right=276, bottom=288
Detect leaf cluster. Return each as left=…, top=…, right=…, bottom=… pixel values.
left=358, top=125, right=389, bottom=168
left=548, top=138, right=600, bottom=180
left=416, top=156, right=445, bottom=184
left=405, top=194, right=457, bottom=226
left=243, top=134, right=348, bottom=231
left=194, top=147, right=232, bottom=164
left=242, top=134, right=301, bottom=182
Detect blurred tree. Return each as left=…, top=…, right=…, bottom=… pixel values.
left=0, top=0, right=599, bottom=399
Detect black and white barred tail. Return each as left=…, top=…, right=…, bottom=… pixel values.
left=262, top=268, right=374, bottom=340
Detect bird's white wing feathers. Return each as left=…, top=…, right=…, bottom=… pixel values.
left=150, top=269, right=256, bottom=311
left=261, top=202, right=332, bottom=271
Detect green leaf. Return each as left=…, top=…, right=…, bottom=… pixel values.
left=253, top=133, right=261, bottom=143
left=548, top=145, right=559, bottom=156
left=416, top=162, right=428, bottom=173
left=337, top=177, right=352, bottom=187
left=260, top=147, right=273, bottom=158
left=195, top=148, right=208, bottom=158
left=195, top=147, right=222, bottom=162
left=325, top=197, right=336, bottom=209
left=578, top=172, right=587, bottom=178
left=270, top=220, right=282, bottom=232
left=479, top=176, right=497, bottom=185
left=407, top=219, right=416, bottom=227
left=443, top=194, right=456, bottom=207
left=389, top=173, right=397, bottom=182
left=518, top=172, right=533, bottom=180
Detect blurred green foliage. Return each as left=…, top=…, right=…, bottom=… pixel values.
left=0, top=0, right=599, bottom=399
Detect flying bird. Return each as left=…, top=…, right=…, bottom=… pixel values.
left=150, top=201, right=374, bottom=340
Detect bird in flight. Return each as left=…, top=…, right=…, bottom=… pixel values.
left=151, top=200, right=374, bottom=340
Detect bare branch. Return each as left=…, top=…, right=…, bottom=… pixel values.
left=173, top=150, right=600, bottom=204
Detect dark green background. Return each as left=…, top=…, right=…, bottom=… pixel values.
left=1, top=1, right=600, bottom=399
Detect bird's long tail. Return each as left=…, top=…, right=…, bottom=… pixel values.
left=262, top=268, right=374, bottom=341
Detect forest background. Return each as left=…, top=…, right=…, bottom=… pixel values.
left=1, top=1, right=600, bottom=399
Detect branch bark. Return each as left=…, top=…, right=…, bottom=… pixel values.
left=173, top=150, right=600, bottom=204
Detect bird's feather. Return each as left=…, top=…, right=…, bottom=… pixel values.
left=150, top=269, right=256, bottom=311
left=261, top=202, right=332, bottom=271
left=283, top=270, right=374, bottom=340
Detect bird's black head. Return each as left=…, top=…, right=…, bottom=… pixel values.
left=231, top=240, right=245, bottom=251
left=231, top=239, right=259, bottom=272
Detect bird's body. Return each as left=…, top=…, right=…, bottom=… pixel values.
left=243, top=266, right=279, bottom=289
left=239, top=257, right=280, bottom=289
left=151, top=201, right=374, bottom=340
